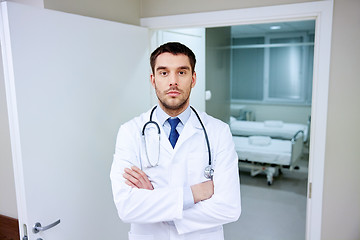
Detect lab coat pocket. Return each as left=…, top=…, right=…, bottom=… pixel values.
left=128, top=231, right=154, bottom=240
left=199, top=226, right=224, bottom=240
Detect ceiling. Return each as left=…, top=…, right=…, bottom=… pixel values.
left=231, top=20, right=315, bottom=37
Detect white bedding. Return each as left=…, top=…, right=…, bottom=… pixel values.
left=230, top=118, right=308, bottom=141
left=233, top=136, right=292, bottom=165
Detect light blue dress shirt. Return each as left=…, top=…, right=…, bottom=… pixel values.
left=156, top=105, right=194, bottom=210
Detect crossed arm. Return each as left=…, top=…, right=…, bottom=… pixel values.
left=111, top=123, right=241, bottom=233
left=123, top=166, right=214, bottom=203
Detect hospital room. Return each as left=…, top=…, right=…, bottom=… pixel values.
left=150, top=20, right=313, bottom=239
left=1, top=1, right=360, bottom=240
left=207, top=21, right=314, bottom=239
left=156, top=20, right=313, bottom=239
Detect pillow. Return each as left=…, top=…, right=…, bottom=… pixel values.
left=248, top=136, right=272, bottom=146
left=264, top=120, right=284, bottom=128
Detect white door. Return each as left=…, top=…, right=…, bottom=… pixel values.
left=0, top=2, right=150, bottom=239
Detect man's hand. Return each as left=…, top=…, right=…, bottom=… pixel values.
left=191, top=180, right=214, bottom=203
left=123, top=166, right=154, bottom=190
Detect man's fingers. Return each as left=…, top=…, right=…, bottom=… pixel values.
left=124, top=167, right=152, bottom=189
left=130, top=166, right=148, bottom=179
left=125, top=167, right=143, bottom=182
left=123, top=166, right=154, bottom=190
left=127, top=168, right=145, bottom=184
left=130, top=165, right=141, bottom=172
left=131, top=166, right=153, bottom=189
left=123, top=172, right=142, bottom=187
left=125, top=179, right=137, bottom=188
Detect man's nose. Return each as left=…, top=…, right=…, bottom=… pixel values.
left=169, top=73, right=178, bottom=86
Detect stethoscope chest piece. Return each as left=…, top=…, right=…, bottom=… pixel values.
left=204, top=165, right=214, bottom=179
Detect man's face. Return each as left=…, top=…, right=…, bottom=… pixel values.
left=151, top=52, right=196, bottom=116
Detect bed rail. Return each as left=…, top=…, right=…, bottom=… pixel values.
left=291, top=130, right=304, bottom=143
left=290, top=130, right=304, bottom=167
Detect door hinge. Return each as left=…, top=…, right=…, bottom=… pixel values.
left=308, top=182, right=312, bottom=199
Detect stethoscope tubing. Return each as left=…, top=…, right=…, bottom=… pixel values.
left=141, top=106, right=213, bottom=179
left=142, top=107, right=160, bottom=135
left=190, top=106, right=211, bottom=166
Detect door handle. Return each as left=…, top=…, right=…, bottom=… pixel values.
left=32, top=219, right=60, bottom=233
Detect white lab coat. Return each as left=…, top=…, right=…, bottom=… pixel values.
left=110, top=107, right=241, bottom=240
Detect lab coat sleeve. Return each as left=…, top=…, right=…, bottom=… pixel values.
left=110, top=123, right=183, bottom=223
left=173, top=124, right=241, bottom=234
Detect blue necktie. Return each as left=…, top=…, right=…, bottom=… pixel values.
left=168, top=117, right=180, bottom=148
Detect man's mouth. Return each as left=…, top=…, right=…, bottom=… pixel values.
left=167, top=90, right=181, bottom=97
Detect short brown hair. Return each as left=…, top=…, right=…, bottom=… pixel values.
left=150, top=42, right=196, bottom=74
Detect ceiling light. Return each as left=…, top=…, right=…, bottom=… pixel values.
left=270, top=25, right=281, bottom=30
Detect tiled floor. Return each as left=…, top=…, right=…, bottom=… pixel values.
left=224, top=156, right=308, bottom=240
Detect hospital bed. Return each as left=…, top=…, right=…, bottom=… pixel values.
left=230, top=117, right=308, bottom=185
left=233, top=131, right=304, bottom=185
left=230, top=117, right=309, bottom=142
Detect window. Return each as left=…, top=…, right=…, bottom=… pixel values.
left=231, top=37, right=264, bottom=101
left=231, top=26, right=314, bottom=105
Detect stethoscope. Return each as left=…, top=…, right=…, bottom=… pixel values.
left=141, top=106, right=214, bottom=179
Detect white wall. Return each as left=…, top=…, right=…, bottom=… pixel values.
left=45, top=0, right=141, bottom=26
left=321, top=0, right=360, bottom=238
left=140, top=0, right=316, bottom=18
left=0, top=50, right=18, bottom=219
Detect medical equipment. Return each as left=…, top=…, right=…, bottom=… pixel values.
left=233, top=130, right=304, bottom=185
left=230, top=117, right=309, bottom=142
left=142, top=106, right=214, bottom=179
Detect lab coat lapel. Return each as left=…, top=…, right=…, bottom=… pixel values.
left=151, top=112, right=173, bottom=154
left=150, top=108, right=206, bottom=155
left=174, top=111, right=203, bottom=152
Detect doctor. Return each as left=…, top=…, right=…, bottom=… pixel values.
left=110, top=42, right=241, bottom=240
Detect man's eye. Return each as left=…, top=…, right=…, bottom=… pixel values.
left=160, top=71, right=168, bottom=76
left=179, top=71, right=185, bottom=75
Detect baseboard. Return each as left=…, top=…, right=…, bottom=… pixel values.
left=0, top=214, right=20, bottom=240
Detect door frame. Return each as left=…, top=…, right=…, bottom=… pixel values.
left=141, top=1, right=334, bottom=240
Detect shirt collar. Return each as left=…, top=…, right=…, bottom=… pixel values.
left=156, top=104, right=191, bottom=126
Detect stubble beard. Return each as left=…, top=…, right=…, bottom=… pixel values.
left=158, top=94, right=189, bottom=111
left=155, top=85, right=191, bottom=113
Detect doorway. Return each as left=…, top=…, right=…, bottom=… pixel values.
left=153, top=19, right=314, bottom=239
left=211, top=21, right=313, bottom=239
left=142, top=2, right=333, bottom=239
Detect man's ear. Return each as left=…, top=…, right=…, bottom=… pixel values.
left=150, top=74, right=155, bottom=87
left=191, top=72, right=197, bottom=88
